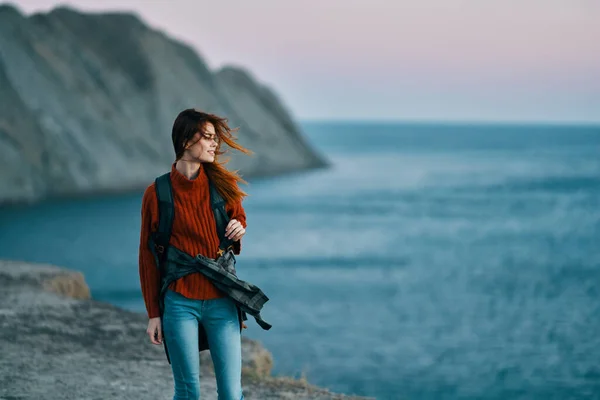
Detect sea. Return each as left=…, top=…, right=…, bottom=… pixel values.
left=1, top=122, right=599, bottom=400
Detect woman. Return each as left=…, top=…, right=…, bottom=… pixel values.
left=138, top=108, right=251, bottom=400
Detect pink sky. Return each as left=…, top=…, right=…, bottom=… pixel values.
left=12, top=0, right=600, bottom=122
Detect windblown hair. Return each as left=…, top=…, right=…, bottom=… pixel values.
left=171, top=108, right=252, bottom=204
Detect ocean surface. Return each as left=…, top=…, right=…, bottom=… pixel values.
left=1, top=122, right=599, bottom=400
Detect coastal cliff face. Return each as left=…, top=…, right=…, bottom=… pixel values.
left=0, top=4, right=327, bottom=205
left=0, top=259, right=372, bottom=400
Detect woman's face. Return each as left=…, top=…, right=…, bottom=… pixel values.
left=184, top=122, right=219, bottom=163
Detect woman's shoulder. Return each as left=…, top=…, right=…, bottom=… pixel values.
left=143, top=181, right=156, bottom=196
left=141, top=182, right=158, bottom=209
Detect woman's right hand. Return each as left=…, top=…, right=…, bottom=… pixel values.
left=147, top=317, right=163, bottom=345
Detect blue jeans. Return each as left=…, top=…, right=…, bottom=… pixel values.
left=162, top=288, right=244, bottom=400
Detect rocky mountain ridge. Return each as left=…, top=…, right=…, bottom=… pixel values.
left=0, top=3, right=327, bottom=205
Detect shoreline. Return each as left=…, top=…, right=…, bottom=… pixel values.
left=0, top=259, right=372, bottom=400
left=0, top=161, right=330, bottom=209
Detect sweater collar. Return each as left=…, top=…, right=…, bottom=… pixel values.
left=170, top=161, right=207, bottom=189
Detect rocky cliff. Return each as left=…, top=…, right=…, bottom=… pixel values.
left=0, top=4, right=327, bottom=205
left=0, top=259, right=372, bottom=400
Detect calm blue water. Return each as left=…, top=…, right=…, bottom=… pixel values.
left=1, top=122, right=600, bottom=400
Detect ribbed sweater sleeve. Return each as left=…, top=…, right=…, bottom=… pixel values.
left=138, top=184, right=161, bottom=318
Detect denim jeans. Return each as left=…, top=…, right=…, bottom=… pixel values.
left=162, top=288, right=244, bottom=400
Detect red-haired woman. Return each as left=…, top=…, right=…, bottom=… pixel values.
left=139, top=109, right=251, bottom=400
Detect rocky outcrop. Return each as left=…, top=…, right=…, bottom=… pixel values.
left=0, top=259, right=372, bottom=400
left=0, top=4, right=327, bottom=205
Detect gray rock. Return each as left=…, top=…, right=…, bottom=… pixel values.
left=0, top=4, right=328, bottom=205
left=0, top=259, right=373, bottom=399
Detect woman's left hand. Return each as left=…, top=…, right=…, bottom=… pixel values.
left=225, top=219, right=246, bottom=241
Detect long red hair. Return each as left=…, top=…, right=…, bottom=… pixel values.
left=171, top=109, right=252, bottom=204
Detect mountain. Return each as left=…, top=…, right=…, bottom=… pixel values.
left=0, top=4, right=327, bottom=205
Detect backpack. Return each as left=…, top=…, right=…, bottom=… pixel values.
left=151, top=172, right=235, bottom=273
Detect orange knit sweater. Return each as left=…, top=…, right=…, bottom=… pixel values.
left=138, top=162, right=247, bottom=318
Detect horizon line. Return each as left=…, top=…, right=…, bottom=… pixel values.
left=298, top=118, right=600, bottom=127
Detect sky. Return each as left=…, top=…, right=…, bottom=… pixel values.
left=11, top=0, right=600, bottom=123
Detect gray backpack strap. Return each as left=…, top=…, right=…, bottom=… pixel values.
left=153, top=172, right=174, bottom=272
left=209, top=181, right=235, bottom=257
